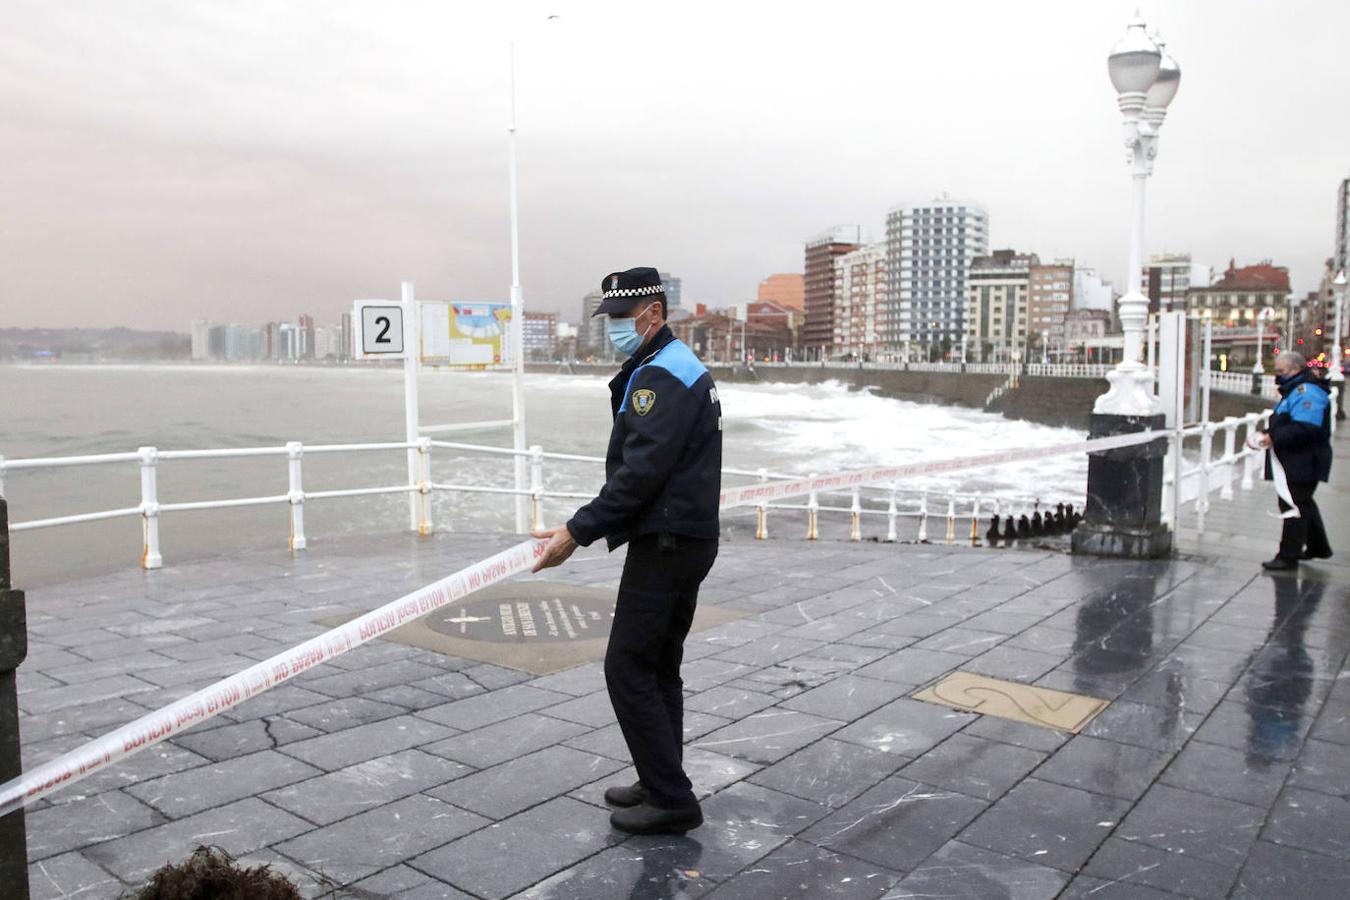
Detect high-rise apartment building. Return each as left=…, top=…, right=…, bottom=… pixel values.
left=1142, top=253, right=1212, bottom=313
left=523, top=311, right=559, bottom=359
left=190, top=319, right=211, bottom=361
left=1028, top=260, right=1073, bottom=344
left=804, top=226, right=863, bottom=351
left=757, top=273, right=805, bottom=310
left=831, top=244, right=886, bottom=359
left=658, top=272, right=683, bottom=309
left=964, top=250, right=1036, bottom=361
left=886, top=198, right=989, bottom=352
left=298, top=314, right=316, bottom=360
left=340, top=313, right=354, bottom=360
left=1336, top=177, right=1350, bottom=275
left=579, top=291, right=607, bottom=356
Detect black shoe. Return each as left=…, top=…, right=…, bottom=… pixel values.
left=603, top=782, right=647, bottom=808
left=1300, top=549, right=1334, bottom=561
left=1262, top=557, right=1299, bottom=571
left=610, top=801, right=703, bottom=835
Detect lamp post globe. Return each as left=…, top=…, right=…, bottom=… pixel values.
left=1107, top=16, right=1161, bottom=96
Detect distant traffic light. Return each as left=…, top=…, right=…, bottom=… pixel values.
left=1315, top=328, right=1323, bottom=336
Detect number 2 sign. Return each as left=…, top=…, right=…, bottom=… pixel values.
left=354, top=302, right=405, bottom=359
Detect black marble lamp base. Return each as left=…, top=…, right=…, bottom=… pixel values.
left=1071, top=412, right=1173, bottom=560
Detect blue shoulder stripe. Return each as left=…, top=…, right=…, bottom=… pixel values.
left=618, top=340, right=707, bottom=411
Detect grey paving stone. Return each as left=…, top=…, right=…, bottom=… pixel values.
left=685, top=685, right=780, bottom=720
left=170, top=716, right=322, bottom=762
left=708, top=837, right=902, bottom=899
left=125, top=749, right=321, bottom=818
left=422, top=712, right=591, bottom=769
left=1309, top=699, right=1350, bottom=746
left=26, top=788, right=165, bottom=860
left=958, top=715, right=1071, bottom=752
left=362, top=683, right=456, bottom=711
left=16, top=697, right=154, bottom=745
left=852, top=647, right=966, bottom=687
left=693, top=709, right=843, bottom=765
left=285, top=696, right=408, bottom=732
left=779, top=674, right=910, bottom=721
left=264, top=748, right=471, bottom=825
left=957, top=778, right=1129, bottom=872
left=883, top=839, right=1069, bottom=900
left=83, top=797, right=313, bottom=883
left=801, top=775, right=989, bottom=872
left=431, top=745, right=624, bottom=820
left=281, top=714, right=455, bottom=771
left=899, top=732, right=1046, bottom=802
left=538, top=690, right=618, bottom=727
left=1263, top=786, right=1350, bottom=859
left=1117, top=783, right=1265, bottom=868
left=462, top=662, right=531, bottom=691
left=511, top=840, right=715, bottom=899
left=38, top=651, right=180, bottom=685
left=913, top=627, right=1008, bottom=657
left=527, top=663, right=607, bottom=697
left=1231, top=839, right=1350, bottom=899
left=217, top=684, right=333, bottom=721
left=1287, top=737, right=1350, bottom=797
left=274, top=793, right=489, bottom=885
left=832, top=697, right=974, bottom=758
left=410, top=797, right=623, bottom=898
left=43, top=743, right=214, bottom=801
left=416, top=684, right=573, bottom=731
left=748, top=738, right=904, bottom=809
left=297, top=658, right=447, bottom=699
left=1032, top=734, right=1171, bottom=801
left=963, top=645, right=1063, bottom=682
left=132, top=653, right=260, bottom=688
left=18, top=674, right=158, bottom=714
left=1078, top=699, right=1202, bottom=754
left=27, top=850, right=125, bottom=900
left=408, top=670, right=490, bottom=702
left=1082, top=836, right=1238, bottom=900
left=680, top=657, right=755, bottom=692
left=1056, top=874, right=1181, bottom=899
left=1159, top=739, right=1291, bottom=808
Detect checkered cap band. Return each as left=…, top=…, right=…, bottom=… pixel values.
left=602, top=284, right=665, bottom=299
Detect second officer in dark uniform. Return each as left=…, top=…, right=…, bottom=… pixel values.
left=532, top=267, right=722, bottom=835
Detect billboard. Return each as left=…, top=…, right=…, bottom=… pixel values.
left=420, top=301, right=515, bottom=368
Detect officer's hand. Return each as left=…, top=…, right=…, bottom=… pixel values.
left=531, top=525, right=578, bottom=573
left=1256, top=433, right=1273, bottom=448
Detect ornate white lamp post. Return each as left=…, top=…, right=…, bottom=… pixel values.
left=1332, top=271, right=1346, bottom=419
left=1095, top=16, right=1180, bottom=416
left=1073, top=15, right=1180, bottom=560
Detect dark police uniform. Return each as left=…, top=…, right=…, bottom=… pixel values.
left=565, top=268, right=721, bottom=830
left=1266, top=369, right=1332, bottom=563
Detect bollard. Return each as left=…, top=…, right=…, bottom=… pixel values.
left=969, top=497, right=981, bottom=545
left=0, top=498, right=30, bottom=899
left=287, top=441, right=307, bottom=551
left=944, top=494, right=956, bottom=544
left=1220, top=418, right=1237, bottom=501
left=917, top=492, right=929, bottom=542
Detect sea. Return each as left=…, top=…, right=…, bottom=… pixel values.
left=1, top=364, right=1088, bottom=587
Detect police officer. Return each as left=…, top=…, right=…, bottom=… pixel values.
left=531, top=267, right=722, bottom=835
left=1256, top=351, right=1333, bottom=570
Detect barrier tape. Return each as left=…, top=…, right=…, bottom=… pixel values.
left=0, top=427, right=1164, bottom=817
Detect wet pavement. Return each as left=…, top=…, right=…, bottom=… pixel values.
left=14, top=440, right=1350, bottom=899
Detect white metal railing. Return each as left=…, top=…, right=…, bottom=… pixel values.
left=1208, top=369, right=1278, bottom=400
left=2, top=407, right=1278, bottom=569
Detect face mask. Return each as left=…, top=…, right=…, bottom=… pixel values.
left=1275, top=373, right=1292, bottom=386
left=607, top=308, right=655, bottom=356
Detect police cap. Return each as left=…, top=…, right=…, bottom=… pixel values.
left=593, top=267, right=666, bottom=317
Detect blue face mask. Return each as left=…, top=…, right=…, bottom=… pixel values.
left=1275, top=373, right=1292, bottom=386
left=607, top=310, right=654, bottom=356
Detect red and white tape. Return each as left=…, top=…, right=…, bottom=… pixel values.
left=0, top=428, right=1162, bottom=816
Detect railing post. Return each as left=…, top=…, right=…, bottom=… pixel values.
left=1220, top=418, right=1237, bottom=500
left=945, top=493, right=956, bottom=544
left=528, top=445, right=545, bottom=532
left=970, top=496, right=981, bottom=545
left=138, top=446, right=162, bottom=570
left=1240, top=415, right=1258, bottom=491
left=0, top=456, right=6, bottom=499
left=287, top=441, right=307, bottom=551
left=849, top=486, right=862, bottom=541
left=806, top=473, right=818, bottom=541
left=1332, top=387, right=1340, bottom=437
left=417, top=437, right=434, bottom=536
left=917, top=492, right=929, bottom=542
left=1196, top=423, right=1213, bottom=533
left=755, top=468, right=769, bottom=541
left=885, top=485, right=898, bottom=543
left=0, top=498, right=29, bottom=899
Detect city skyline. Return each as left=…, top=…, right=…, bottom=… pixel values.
left=3, top=1, right=1349, bottom=330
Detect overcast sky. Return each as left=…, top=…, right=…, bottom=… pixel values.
left=3, top=0, right=1348, bottom=331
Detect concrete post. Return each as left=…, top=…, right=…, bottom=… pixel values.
left=0, top=498, right=30, bottom=898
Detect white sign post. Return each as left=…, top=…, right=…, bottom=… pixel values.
left=353, top=295, right=421, bottom=532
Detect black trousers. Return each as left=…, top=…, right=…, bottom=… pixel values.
left=1278, top=481, right=1331, bottom=560
left=605, top=533, right=718, bottom=809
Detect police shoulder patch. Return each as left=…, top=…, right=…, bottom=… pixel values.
left=632, top=388, right=656, bottom=416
